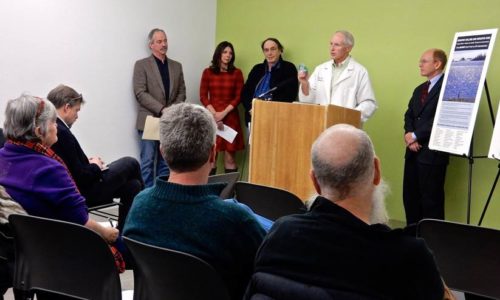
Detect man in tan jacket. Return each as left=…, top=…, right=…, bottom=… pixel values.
left=133, top=28, right=186, bottom=187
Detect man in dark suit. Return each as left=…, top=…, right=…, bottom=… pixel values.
left=48, top=84, right=143, bottom=231
left=403, top=48, right=450, bottom=226
left=133, top=28, right=186, bottom=187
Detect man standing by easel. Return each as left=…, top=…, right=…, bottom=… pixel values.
left=403, top=48, right=450, bottom=225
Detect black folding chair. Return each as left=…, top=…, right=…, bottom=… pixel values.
left=417, top=218, right=500, bottom=299
left=0, top=227, right=14, bottom=297
left=124, top=237, right=230, bottom=300
left=208, top=172, right=240, bottom=199
left=234, top=181, right=305, bottom=221
left=9, top=214, right=122, bottom=300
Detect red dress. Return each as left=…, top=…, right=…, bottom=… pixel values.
left=200, top=68, right=245, bottom=152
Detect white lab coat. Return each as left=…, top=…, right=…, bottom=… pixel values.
left=299, top=57, right=377, bottom=122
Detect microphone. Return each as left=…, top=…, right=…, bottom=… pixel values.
left=257, top=86, right=278, bottom=99
left=255, top=77, right=296, bottom=100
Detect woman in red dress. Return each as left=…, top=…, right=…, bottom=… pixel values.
left=200, top=41, right=245, bottom=174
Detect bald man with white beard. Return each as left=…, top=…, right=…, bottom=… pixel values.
left=245, top=124, right=455, bottom=300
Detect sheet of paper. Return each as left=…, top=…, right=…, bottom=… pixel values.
left=217, top=124, right=237, bottom=143
left=142, top=115, right=160, bottom=140
left=98, top=220, right=117, bottom=228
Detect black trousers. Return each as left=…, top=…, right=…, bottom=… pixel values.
left=82, top=156, right=143, bottom=231
left=403, top=157, right=447, bottom=226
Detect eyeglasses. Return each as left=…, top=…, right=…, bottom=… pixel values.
left=419, top=59, right=435, bottom=64
left=69, top=94, right=83, bottom=102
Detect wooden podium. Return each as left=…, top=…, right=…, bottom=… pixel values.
left=249, top=100, right=361, bottom=200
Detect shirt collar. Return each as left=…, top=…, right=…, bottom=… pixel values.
left=263, top=57, right=282, bottom=72
left=57, top=116, right=70, bottom=129
left=429, top=72, right=443, bottom=90
left=333, top=56, right=351, bottom=68
left=153, top=54, right=167, bottom=65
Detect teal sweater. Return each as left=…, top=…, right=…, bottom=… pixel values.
left=123, top=177, right=266, bottom=299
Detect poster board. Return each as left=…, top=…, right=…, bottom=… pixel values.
left=429, top=28, right=498, bottom=155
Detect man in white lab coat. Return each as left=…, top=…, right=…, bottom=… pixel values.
left=298, top=30, right=377, bottom=123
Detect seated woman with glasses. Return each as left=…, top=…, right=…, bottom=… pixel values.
left=0, top=94, right=118, bottom=244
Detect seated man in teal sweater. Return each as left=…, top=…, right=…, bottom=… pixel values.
left=123, top=103, right=266, bottom=300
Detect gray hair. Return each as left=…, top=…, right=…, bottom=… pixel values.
left=160, top=103, right=216, bottom=172
left=311, top=124, right=374, bottom=200
left=47, top=84, right=84, bottom=109
left=336, top=30, right=355, bottom=48
left=148, top=28, right=166, bottom=45
left=3, top=94, right=57, bottom=142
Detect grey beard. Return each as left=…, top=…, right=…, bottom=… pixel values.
left=369, top=180, right=390, bottom=225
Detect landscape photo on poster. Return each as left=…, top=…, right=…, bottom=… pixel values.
left=429, top=28, right=497, bottom=156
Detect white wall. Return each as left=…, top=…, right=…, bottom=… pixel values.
left=0, top=0, right=216, bottom=161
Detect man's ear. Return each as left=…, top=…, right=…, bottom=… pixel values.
left=310, top=169, right=321, bottom=194
left=434, top=60, right=442, bottom=71
left=373, top=157, right=381, bottom=185
left=58, top=104, right=69, bottom=117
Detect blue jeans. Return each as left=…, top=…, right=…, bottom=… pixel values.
left=138, top=130, right=169, bottom=188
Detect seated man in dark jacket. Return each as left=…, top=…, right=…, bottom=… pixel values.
left=48, top=84, right=143, bottom=230
left=245, top=124, right=455, bottom=300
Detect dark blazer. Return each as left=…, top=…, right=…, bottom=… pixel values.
left=51, top=118, right=102, bottom=190
left=241, top=57, right=298, bottom=124
left=404, top=75, right=449, bottom=165
left=133, top=55, right=186, bottom=130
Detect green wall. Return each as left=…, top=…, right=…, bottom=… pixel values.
left=216, top=0, right=500, bottom=227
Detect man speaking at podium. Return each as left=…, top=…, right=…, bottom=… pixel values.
left=298, top=30, right=377, bottom=123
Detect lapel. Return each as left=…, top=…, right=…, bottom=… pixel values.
left=148, top=55, right=166, bottom=98
left=416, top=75, right=444, bottom=116
left=56, top=118, right=87, bottom=159
left=56, top=118, right=74, bottom=140
left=322, top=63, right=333, bottom=103
left=167, top=58, right=173, bottom=99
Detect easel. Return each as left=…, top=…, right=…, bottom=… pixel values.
left=477, top=80, right=499, bottom=226
left=453, top=80, right=495, bottom=225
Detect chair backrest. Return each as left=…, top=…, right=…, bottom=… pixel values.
left=244, top=272, right=378, bottom=300
left=8, top=214, right=122, bottom=300
left=417, top=218, right=500, bottom=299
left=208, top=172, right=240, bottom=199
left=0, top=128, right=5, bottom=148
left=234, top=181, right=304, bottom=221
left=123, top=237, right=230, bottom=300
